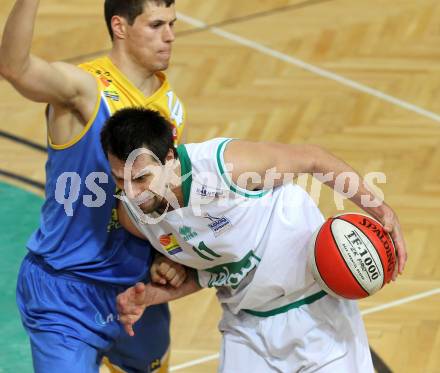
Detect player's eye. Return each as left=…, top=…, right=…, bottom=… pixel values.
left=150, top=22, right=163, bottom=29
left=134, top=176, right=146, bottom=182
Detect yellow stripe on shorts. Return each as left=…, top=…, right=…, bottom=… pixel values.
left=99, top=349, right=170, bottom=373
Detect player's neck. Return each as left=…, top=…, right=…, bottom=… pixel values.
left=108, top=50, right=160, bottom=97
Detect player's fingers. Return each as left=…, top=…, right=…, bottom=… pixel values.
left=177, top=267, right=187, bottom=280
left=117, top=292, right=125, bottom=307
left=123, top=288, right=137, bottom=309
left=150, top=263, right=159, bottom=275
left=117, top=292, right=130, bottom=313
left=134, top=282, right=145, bottom=293
left=380, top=208, right=396, bottom=233
left=163, top=267, right=177, bottom=281
left=151, top=265, right=167, bottom=284
left=118, top=286, right=143, bottom=313
left=389, top=230, right=399, bottom=281
left=124, top=321, right=135, bottom=337
left=391, top=249, right=399, bottom=281
left=391, top=229, right=407, bottom=275
left=125, top=286, right=136, bottom=300
left=158, top=261, right=172, bottom=276
left=151, top=270, right=167, bottom=285
left=133, top=283, right=146, bottom=304
left=397, top=243, right=408, bottom=274
left=391, top=266, right=397, bottom=281
left=382, top=214, right=394, bottom=233
left=169, top=269, right=187, bottom=288
left=169, top=275, right=182, bottom=288
left=383, top=222, right=393, bottom=233
left=171, top=277, right=185, bottom=288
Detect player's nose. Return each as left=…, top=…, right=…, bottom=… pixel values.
left=163, top=24, right=175, bottom=43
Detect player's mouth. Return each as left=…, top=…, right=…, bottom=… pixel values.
left=158, top=49, right=171, bottom=58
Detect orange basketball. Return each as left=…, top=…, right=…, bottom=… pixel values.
left=308, top=213, right=397, bottom=299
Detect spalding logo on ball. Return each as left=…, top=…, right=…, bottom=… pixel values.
left=308, top=213, right=397, bottom=299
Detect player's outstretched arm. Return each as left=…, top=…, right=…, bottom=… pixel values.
left=224, top=140, right=407, bottom=278
left=117, top=271, right=201, bottom=336
left=0, top=0, right=96, bottom=109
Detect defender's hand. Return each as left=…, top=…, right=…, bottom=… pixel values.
left=117, top=282, right=147, bottom=336
left=117, top=274, right=202, bottom=336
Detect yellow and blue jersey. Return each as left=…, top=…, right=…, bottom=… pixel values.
left=26, top=56, right=186, bottom=285
left=79, top=56, right=185, bottom=144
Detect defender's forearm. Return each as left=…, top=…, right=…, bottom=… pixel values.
left=145, top=270, right=201, bottom=307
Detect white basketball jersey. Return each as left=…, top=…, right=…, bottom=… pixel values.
left=124, top=138, right=325, bottom=314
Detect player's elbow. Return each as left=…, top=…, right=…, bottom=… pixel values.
left=0, top=48, right=28, bottom=82
left=0, top=49, right=10, bottom=79
left=0, top=59, right=16, bottom=81
left=290, top=144, right=326, bottom=174
left=306, top=144, right=333, bottom=173
left=0, top=64, right=17, bottom=81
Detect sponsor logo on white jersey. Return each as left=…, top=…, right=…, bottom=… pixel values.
left=204, top=213, right=232, bottom=237
left=159, top=233, right=183, bottom=255
left=196, top=184, right=224, bottom=198
left=206, top=251, right=260, bottom=289
left=179, top=226, right=198, bottom=241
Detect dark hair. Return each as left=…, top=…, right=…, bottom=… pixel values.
left=101, top=107, right=177, bottom=164
left=104, top=0, right=175, bottom=40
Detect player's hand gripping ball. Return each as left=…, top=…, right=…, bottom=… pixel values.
left=308, top=213, right=397, bottom=299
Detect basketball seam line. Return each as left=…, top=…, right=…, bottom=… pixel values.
left=314, top=224, right=329, bottom=293
left=330, top=218, right=370, bottom=296
left=337, top=216, right=387, bottom=289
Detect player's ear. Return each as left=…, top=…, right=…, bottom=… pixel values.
left=111, top=16, right=127, bottom=40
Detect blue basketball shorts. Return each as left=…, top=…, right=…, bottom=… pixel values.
left=16, top=253, right=170, bottom=373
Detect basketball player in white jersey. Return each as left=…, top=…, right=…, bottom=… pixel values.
left=101, top=108, right=408, bottom=373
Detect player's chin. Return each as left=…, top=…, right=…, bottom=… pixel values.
left=158, top=63, right=169, bottom=72
left=155, top=58, right=170, bottom=71
left=140, top=197, right=163, bottom=214
left=139, top=201, right=156, bottom=214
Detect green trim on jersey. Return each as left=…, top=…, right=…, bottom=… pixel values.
left=243, top=290, right=327, bottom=317
left=177, top=144, right=192, bottom=207
left=216, top=138, right=270, bottom=198
left=194, top=270, right=203, bottom=289
left=205, top=250, right=261, bottom=289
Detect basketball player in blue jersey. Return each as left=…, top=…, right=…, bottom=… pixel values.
left=0, top=1, right=186, bottom=372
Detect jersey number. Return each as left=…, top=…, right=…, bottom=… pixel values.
left=192, top=242, right=221, bottom=261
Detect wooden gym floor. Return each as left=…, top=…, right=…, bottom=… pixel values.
left=0, top=1, right=439, bottom=372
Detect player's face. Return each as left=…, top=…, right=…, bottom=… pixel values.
left=109, top=151, right=169, bottom=214
left=125, top=3, right=177, bottom=72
